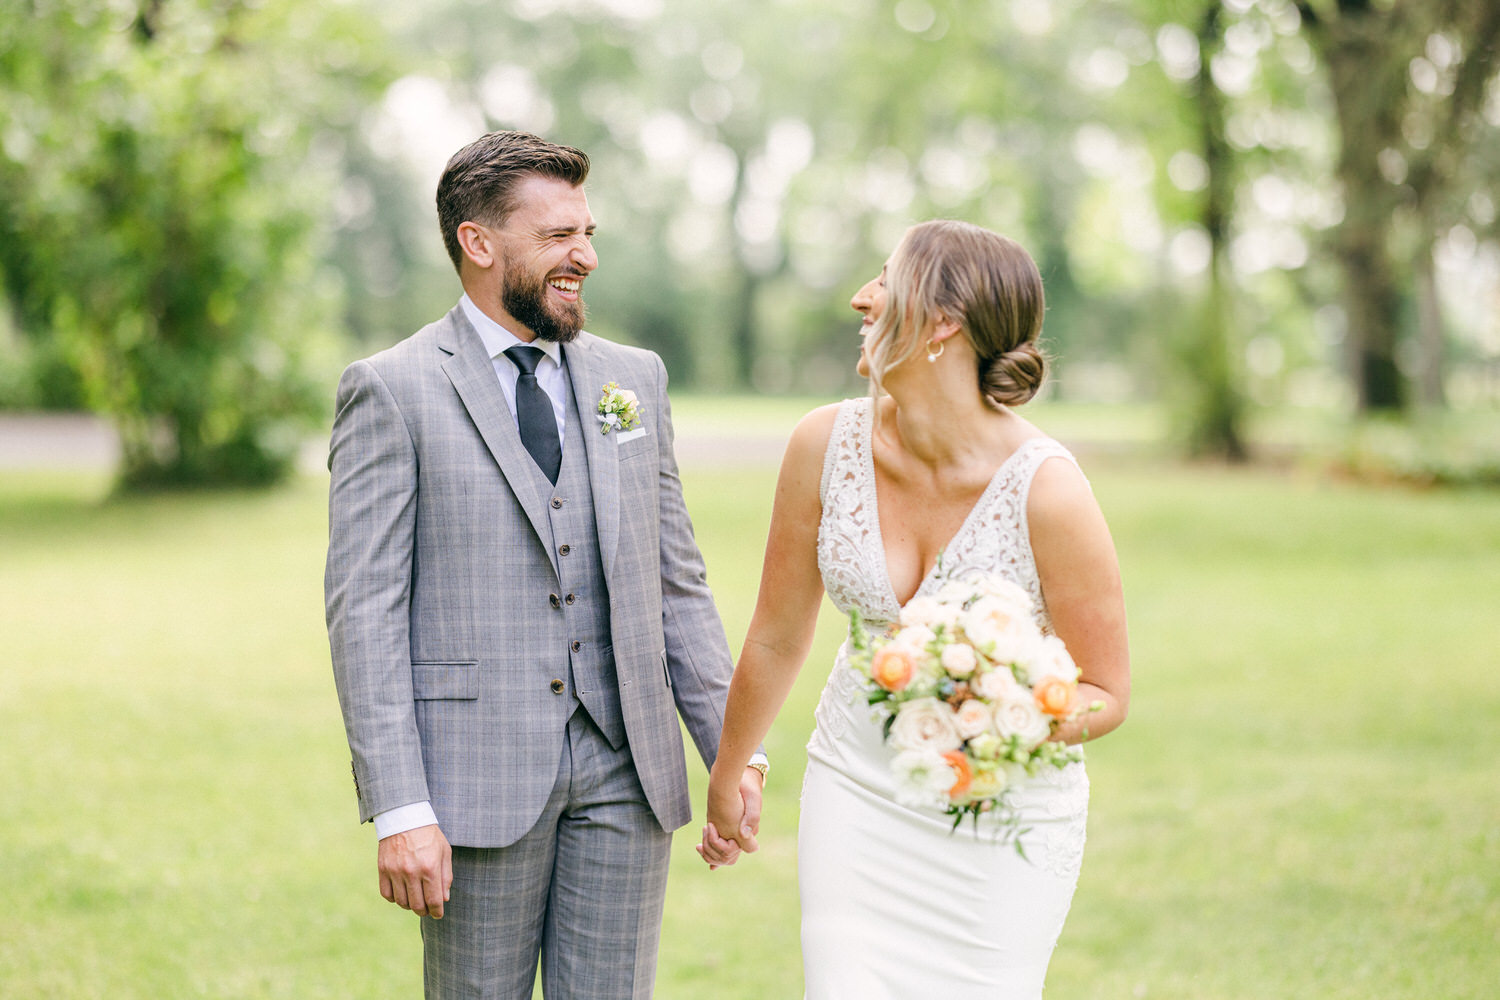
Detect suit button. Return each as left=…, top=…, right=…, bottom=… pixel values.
left=571, top=640, right=582, bottom=652
left=550, top=497, right=563, bottom=509
left=550, top=679, right=565, bottom=694
left=558, top=544, right=571, bottom=556
left=549, top=593, right=561, bottom=609
left=564, top=593, right=576, bottom=605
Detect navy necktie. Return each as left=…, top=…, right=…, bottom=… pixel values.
left=503, top=345, right=561, bottom=484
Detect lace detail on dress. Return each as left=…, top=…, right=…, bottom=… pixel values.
left=817, top=398, right=900, bottom=631
left=814, top=395, right=1085, bottom=634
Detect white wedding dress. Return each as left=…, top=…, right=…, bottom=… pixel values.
left=798, top=397, right=1089, bottom=999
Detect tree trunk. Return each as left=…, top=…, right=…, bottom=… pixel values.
left=1412, top=239, right=1445, bottom=408
left=1186, top=3, right=1248, bottom=461
left=1303, top=2, right=1409, bottom=412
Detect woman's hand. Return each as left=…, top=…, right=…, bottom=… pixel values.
left=697, top=767, right=764, bottom=868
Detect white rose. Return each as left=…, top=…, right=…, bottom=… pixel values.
left=899, top=596, right=945, bottom=629
left=992, top=691, right=1051, bottom=749
left=617, top=388, right=638, bottom=408
left=891, top=749, right=957, bottom=809
left=974, top=665, right=1022, bottom=702
left=939, top=642, right=978, bottom=678
left=888, top=697, right=962, bottom=753
left=934, top=579, right=979, bottom=606
left=891, top=624, right=936, bottom=654
left=953, top=699, right=995, bottom=740
left=961, top=597, right=1036, bottom=662
left=1024, top=633, right=1079, bottom=684
left=977, top=574, right=1034, bottom=612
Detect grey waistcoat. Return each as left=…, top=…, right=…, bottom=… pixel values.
left=528, top=363, right=625, bottom=749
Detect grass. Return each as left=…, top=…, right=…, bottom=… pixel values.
left=2, top=435, right=1499, bottom=997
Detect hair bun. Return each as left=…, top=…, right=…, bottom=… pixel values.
left=980, top=342, right=1047, bottom=407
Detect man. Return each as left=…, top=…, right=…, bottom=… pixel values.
left=325, top=131, right=764, bottom=999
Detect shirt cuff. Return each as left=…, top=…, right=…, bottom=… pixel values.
left=373, top=801, right=439, bottom=840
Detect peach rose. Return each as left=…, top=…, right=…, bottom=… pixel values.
left=943, top=751, right=973, bottom=800
left=871, top=645, right=917, bottom=692
left=1033, top=676, right=1077, bottom=718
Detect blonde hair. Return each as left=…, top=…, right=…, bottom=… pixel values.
left=866, top=220, right=1047, bottom=407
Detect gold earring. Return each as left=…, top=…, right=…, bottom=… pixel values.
left=926, top=339, right=944, bottom=363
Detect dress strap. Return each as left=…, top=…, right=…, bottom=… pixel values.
left=818, top=397, right=871, bottom=508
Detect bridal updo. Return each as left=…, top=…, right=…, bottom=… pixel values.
left=866, top=220, right=1047, bottom=408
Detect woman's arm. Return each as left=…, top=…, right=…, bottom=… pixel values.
left=703, top=405, right=839, bottom=853
left=1027, top=455, right=1131, bottom=744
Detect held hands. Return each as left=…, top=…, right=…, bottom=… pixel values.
left=696, top=766, right=764, bottom=870
left=377, top=823, right=453, bottom=919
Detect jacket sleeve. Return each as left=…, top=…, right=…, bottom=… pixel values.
left=324, top=359, right=430, bottom=822
left=649, top=354, right=737, bottom=772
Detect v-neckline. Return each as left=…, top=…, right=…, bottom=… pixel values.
left=863, top=404, right=1042, bottom=612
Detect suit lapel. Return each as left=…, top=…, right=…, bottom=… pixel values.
left=437, top=308, right=559, bottom=579
left=563, top=338, right=620, bottom=574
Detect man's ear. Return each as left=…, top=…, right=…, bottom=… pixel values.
left=456, top=221, right=495, bottom=269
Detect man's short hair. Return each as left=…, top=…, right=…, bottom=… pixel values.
left=436, top=131, right=591, bottom=273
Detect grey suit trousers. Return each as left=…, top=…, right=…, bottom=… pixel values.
left=419, top=709, right=671, bottom=1000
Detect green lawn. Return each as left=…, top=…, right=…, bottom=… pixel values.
left=2, top=446, right=1498, bottom=998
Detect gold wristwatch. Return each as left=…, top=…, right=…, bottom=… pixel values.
left=747, top=760, right=769, bottom=783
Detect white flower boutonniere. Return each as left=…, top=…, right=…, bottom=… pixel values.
left=596, top=382, right=644, bottom=435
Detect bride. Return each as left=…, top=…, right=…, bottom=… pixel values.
left=698, top=220, right=1130, bottom=998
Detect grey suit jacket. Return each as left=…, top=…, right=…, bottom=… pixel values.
left=325, top=305, right=735, bottom=847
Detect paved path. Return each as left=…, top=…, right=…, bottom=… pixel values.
left=0, top=413, right=791, bottom=472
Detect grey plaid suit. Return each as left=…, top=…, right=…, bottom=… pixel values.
left=325, top=304, right=735, bottom=996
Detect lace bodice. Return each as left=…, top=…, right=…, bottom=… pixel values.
left=816, top=395, right=1079, bottom=634
left=807, top=396, right=1090, bottom=882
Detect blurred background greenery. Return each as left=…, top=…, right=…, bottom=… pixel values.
left=4, top=1, right=1500, bottom=997
left=3, top=0, right=1499, bottom=488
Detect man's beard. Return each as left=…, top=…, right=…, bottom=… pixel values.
left=502, top=259, right=585, bottom=344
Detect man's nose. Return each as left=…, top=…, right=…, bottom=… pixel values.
left=572, top=240, right=598, bottom=273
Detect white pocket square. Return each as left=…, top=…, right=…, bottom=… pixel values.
left=613, top=427, right=647, bottom=444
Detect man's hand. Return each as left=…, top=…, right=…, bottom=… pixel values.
left=377, top=823, right=453, bottom=919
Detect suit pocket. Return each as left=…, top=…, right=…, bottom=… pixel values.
left=411, top=660, right=479, bottom=700
left=617, top=434, right=653, bottom=462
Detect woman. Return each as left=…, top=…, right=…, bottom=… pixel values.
left=699, top=220, right=1130, bottom=998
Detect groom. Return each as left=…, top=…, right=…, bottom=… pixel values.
left=325, top=130, right=763, bottom=999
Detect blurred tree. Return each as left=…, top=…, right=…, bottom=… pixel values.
left=1295, top=0, right=1500, bottom=412
left=0, top=0, right=391, bottom=488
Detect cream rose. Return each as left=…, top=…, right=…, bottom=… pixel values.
left=899, top=596, right=946, bottom=629
left=992, top=690, right=1052, bottom=749
left=977, top=575, right=1034, bottom=611
left=962, top=597, right=1037, bottom=664
left=888, top=697, right=963, bottom=753
left=965, top=765, right=1012, bottom=801
left=891, top=624, right=936, bottom=653
left=939, top=642, right=978, bottom=678
left=974, top=664, right=1023, bottom=702
left=1025, top=633, right=1079, bottom=684
left=953, top=699, right=995, bottom=740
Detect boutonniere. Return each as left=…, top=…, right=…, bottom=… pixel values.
left=596, top=381, right=644, bottom=435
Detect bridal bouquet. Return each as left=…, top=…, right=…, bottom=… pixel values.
left=846, top=572, right=1100, bottom=832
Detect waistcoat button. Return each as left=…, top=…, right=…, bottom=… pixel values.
left=549, top=593, right=561, bottom=609
left=564, top=593, right=576, bottom=605
left=549, top=679, right=565, bottom=694
left=571, top=640, right=582, bottom=652
left=550, top=497, right=563, bottom=509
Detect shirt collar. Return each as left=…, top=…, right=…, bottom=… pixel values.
left=459, top=294, right=562, bottom=369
